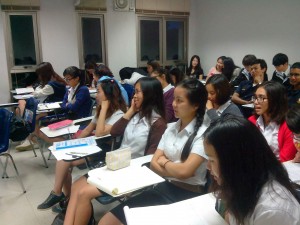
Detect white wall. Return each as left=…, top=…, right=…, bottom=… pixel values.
left=105, top=0, right=137, bottom=80
left=189, top=0, right=300, bottom=78
left=39, top=0, right=79, bottom=75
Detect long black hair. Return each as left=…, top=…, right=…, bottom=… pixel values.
left=177, top=78, right=207, bottom=161
left=63, top=66, right=85, bottom=86
left=203, top=116, right=300, bottom=224
left=135, top=77, right=165, bottom=124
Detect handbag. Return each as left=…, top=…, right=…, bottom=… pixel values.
left=106, top=147, right=131, bottom=171
left=10, top=114, right=31, bottom=142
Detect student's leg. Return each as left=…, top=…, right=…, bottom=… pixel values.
left=64, top=176, right=102, bottom=225
left=17, top=100, right=26, bottom=116
left=98, top=212, right=123, bottom=225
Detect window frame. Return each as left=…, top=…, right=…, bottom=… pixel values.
left=77, top=13, right=106, bottom=68
left=137, top=15, right=188, bottom=68
left=6, top=11, right=41, bottom=71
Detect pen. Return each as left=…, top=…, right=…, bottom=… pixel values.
left=69, top=152, right=88, bottom=155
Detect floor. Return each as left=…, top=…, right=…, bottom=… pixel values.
left=0, top=141, right=119, bottom=225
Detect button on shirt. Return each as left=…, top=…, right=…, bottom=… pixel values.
left=256, top=116, right=280, bottom=159
left=157, top=118, right=208, bottom=186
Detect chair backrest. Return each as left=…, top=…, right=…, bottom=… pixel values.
left=89, top=98, right=96, bottom=117
left=23, top=97, right=39, bottom=133
left=0, top=109, right=13, bottom=153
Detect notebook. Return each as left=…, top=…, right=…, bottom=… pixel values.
left=48, top=119, right=73, bottom=130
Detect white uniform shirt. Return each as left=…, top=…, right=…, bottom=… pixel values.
left=256, top=116, right=280, bottom=159
left=163, top=83, right=174, bottom=94
left=157, top=118, right=208, bottom=186
left=32, top=84, right=54, bottom=102
left=120, top=111, right=160, bottom=159
left=67, top=83, right=80, bottom=104
left=229, top=180, right=300, bottom=225
left=91, top=109, right=124, bottom=125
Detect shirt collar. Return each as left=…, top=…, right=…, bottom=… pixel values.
left=175, top=118, right=196, bottom=135
left=256, top=115, right=277, bottom=131
left=217, top=100, right=231, bottom=115
left=163, top=84, right=174, bottom=93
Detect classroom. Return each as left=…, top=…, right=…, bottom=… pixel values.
left=1, top=0, right=300, bottom=225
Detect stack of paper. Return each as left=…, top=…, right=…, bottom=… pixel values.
left=87, top=166, right=165, bottom=197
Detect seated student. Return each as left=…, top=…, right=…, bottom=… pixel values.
left=231, top=59, right=267, bottom=118
left=205, top=74, right=242, bottom=122
left=271, top=53, right=290, bottom=88
left=186, top=55, right=204, bottom=80
left=150, top=68, right=177, bottom=123
left=61, top=77, right=167, bottom=225
left=146, top=60, right=160, bottom=75
left=84, top=60, right=97, bottom=88
left=222, top=57, right=241, bottom=83
left=206, top=56, right=226, bottom=79
left=60, top=66, right=92, bottom=119
left=37, top=78, right=127, bottom=210
left=286, top=104, right=300, bottom=163
left=97, top=78, right=209, bottom=225
left=169, top=67, right=185, bottom=86
left=287, top=62, right=300, bottom=107
left=230, top=54, right=256, bottom=87
left=204, top=116, right=300, bottom=225
left=16, top=62, right=67, bottom=151
left=248, top=81, right=296, bottom=162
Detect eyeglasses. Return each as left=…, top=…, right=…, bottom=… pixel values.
left=288, top=73, right=300, bottom=78
left=64, top=77, right=74, bottom=82
left=252, top=96, right=268, bottom=103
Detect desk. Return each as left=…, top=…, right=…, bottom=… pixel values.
left=40, top=125, right=79, bottom=138
left=13, top=94, right=34, bottom=100
left=0, top=102, right=19, bottom=108
left=283, top=161, right=300, bottom=184
left=124, top=193, right=227, bottom=225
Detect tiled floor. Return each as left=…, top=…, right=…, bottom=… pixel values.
left=0, top=142, right=118, bottom=225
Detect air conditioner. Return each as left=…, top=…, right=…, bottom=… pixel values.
left=114, top=0, right=135, bottom=12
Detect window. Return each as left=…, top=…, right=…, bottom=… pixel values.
left=138, top=16, right=187, bottom=68
left=7, top=12, right=40, bottom=69
left=78, top=14, right=106, bottom=66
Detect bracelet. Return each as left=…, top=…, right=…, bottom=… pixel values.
left=163, top=160, right=170, bottom=168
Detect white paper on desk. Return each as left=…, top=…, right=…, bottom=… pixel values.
left=16, top=87, right=34, bottom=94
left=53, top=136, right=96, bottom=151
left=242, top=103, right=254, bottom=108
left=13, top=94, right=34, bottom=100
left=87, top=166, right=165, bottom=197
left=283, top=161, right=300, bottom=182
left=38, top=102, right=61, bottom=110
left=124, top=194, right=226, bottom=225
left=51, top=145, right=101, bottom=161
left=40, top=125, right=79, bottom=138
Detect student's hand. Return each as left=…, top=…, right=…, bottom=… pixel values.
left=292, top=151, right=300, bottom=163
left=206, top=100, right=214, bottom=110
left=157, top=155, right=169, bottom=167
left=101, top=100, right=110, bottom=111
left=129, top=98, right=139, bottom=113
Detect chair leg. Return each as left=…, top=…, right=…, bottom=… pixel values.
left=2, top=155, right=9, bottom=178
left=38, top=145, right=48, bottom=168
left=48, top=151, right=52, bottom=160
left=31, top=135, right=48, bottom=168
left=1, top=153, right=26, bottom=193
left=0, top=158, right=9, bottom=178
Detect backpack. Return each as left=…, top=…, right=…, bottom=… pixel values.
left=9, top=109, right=32, bottom=142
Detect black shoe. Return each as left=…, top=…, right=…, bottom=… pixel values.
left=37, top=191, right=65, bottom=210
left=51, top=212, right=65, bottom=225
left=52, top=197, right=69, bottom=214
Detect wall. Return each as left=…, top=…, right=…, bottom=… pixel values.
left=189, top=0, right=300, bottom=78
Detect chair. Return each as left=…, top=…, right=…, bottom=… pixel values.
left=0, top=108, right=26, bottom=193
left=20, top=97, right=48, bottom=167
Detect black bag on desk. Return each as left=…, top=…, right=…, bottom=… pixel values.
left=9, top=114, right=31, bottom=142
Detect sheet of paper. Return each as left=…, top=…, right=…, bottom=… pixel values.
left=283, top=161, right=300, bottom=182
left=53, top=136, right=96, bottom=150
left=51, top=145, right=101, bottom=161
left=13, top=94, right=34, bottom=100
left=38, top=102, right=61, bottom=110
left=15, top=87, right=34, bottom=94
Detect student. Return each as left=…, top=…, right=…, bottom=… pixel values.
left=62, top=77, right=167, bottom=225
left=222, top=57, right=241, bottom=83
left=286, top=104, right=300, bottom=162
left=231, top=54, right=256, bottom=87
left=84, top=60, right=97, bottom=88
left=169, top=67, right=185, bottom=86
left=248, top=81, right=296, bottom=162
left=203, top=116, right=300, bottom=225
left=98, top=78, right=209, bottom=225
left=287, top=62, right=300, bottom=107
left=271, top=53, right=290, bottom=88
left=151, top=68, right=177, bottom=122
left=232, top=59, right=267, bottom=118
left=146, top=60, right=160, bottom=75
left=60, top=66, right=92, bottom=119
left=206, top=56, right=226, bottom=79
left=206, top=74, right=242, bottom=122
left=37, top=78, right=127, bottom=210
left=186, top=55, right=204, bottom=80
left=16, top=62, right=67, bottom=151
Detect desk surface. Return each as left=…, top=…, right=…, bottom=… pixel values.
left=40, top=125, right=79, bottom=138
left=124, top=193, right=227, bottom=225
left=0, top=102, right=19, bottom=108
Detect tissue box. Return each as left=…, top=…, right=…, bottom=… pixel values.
left=106, top=147, right=131, bottom=171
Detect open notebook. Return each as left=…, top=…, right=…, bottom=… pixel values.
left=87, top=166, right=165, bottom=197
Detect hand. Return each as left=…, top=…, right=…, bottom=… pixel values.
left=129, top=98, right=139, bottom=113
left=101, top=100, right=110, bottom=111
left=206, top=100, right=214, bottom=110
left=157, top=155, right=169, bottom=167
left=292, top=151, right=300, bottom=163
